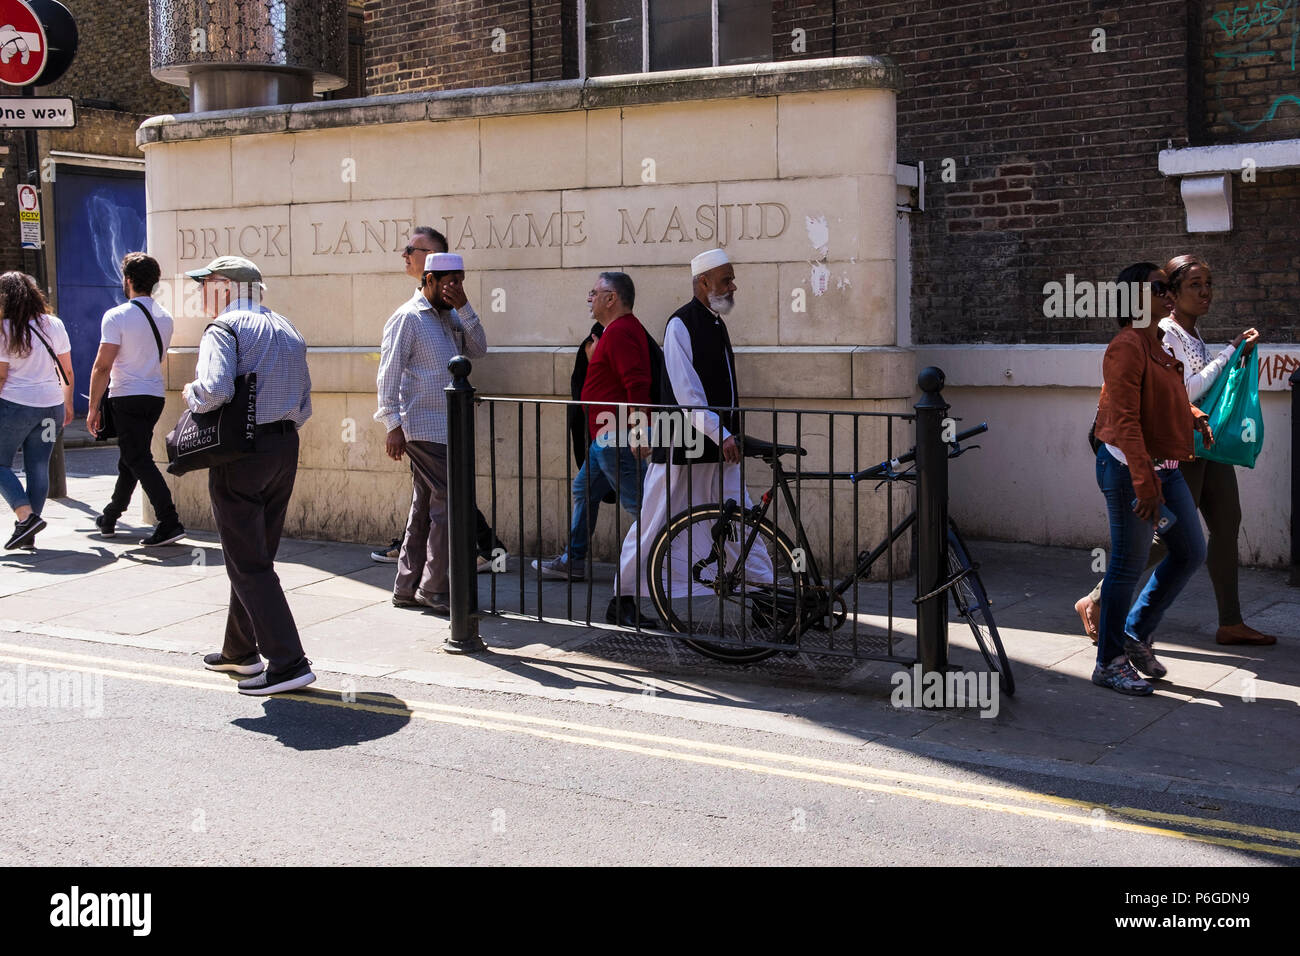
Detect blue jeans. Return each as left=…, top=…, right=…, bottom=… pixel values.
left=1096, top=446, right=1206, bottom=665
left=0, top=398, right=63, bottom=515
left=568, top=440, right=647, bottom=562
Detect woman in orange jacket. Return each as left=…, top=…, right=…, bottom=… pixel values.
left=1090, top=262, right=1213, bottom=695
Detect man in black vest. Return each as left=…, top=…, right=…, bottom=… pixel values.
left=610, top=248, right=772, bottom=627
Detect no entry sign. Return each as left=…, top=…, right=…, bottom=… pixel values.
left=0, top=1, right=48, bottom=87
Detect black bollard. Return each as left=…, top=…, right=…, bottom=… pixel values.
left=444, top=355, right=487, bottom=654
left=914, top=366, right=949, bottom=699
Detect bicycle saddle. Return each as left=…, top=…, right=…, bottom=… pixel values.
left=740, top=436, right=808, bottom=460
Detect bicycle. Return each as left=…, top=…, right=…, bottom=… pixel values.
left=645, top=422, right=1014, bottom=695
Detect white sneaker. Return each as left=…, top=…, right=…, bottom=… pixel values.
left=531, top=554, right=585, bottom=580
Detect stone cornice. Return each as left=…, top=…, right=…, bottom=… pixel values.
left=137, top=57, right=902, bottom=146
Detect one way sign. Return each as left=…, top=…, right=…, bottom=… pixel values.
left=0, top=96, right=76, bottom=128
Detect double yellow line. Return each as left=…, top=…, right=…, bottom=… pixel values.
left=3, top=638, right=1298, bottom=860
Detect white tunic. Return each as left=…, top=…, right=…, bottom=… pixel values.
left=615, top=311, right=773, bottom=602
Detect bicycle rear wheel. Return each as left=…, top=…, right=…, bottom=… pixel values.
left=648, top=504, right=803, bottom=663
left=947, top=523, right=1014, bottom=696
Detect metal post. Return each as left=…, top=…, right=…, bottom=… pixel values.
left=914, top=366, right=949, bottom=697
left=444, top=355, right=486, bottom=654
left=22, top=88, right=47, bottom=293
left=25, top=89, right=62, bottom=496
left=47, top=430, right=67, bottom=499
left=1291, top=366, right=1300, bottom=586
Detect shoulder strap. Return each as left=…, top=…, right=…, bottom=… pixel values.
left=29, top=323, right=70, bottom=387
left=130, top=300, right=165, bottom=363
left=205, top=320, right=240, bottom=354
left=203, top=320, right=243, bottom=373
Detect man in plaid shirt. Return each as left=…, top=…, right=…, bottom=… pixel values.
left=374, top=252, right=487, bottom=614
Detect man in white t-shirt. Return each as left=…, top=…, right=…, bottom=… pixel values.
left=86, top=252, right=183, bottom=546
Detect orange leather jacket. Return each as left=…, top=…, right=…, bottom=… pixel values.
left=1094, top=325, right=1205, bottom=501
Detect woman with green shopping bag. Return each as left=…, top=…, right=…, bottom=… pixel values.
left=1159, top=255, right=1272, bottom=645
left=1074, top=255, right=1275, bottom=647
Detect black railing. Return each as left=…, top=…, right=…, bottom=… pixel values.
left=443, top=359, right=959, bottom=672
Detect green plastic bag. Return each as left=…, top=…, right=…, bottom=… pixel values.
left=1193, top=341, right=1263, bottom=468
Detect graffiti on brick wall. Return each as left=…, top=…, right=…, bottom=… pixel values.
left=1208, top=0, right=1300, bottom=132
left=1260, top=351, right=1300, bottom=387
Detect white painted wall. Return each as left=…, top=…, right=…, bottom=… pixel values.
left=918, top=345, right=1294, bottom=568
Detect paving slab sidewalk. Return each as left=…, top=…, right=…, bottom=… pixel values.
left=3, top=457, right=1298, bottom=807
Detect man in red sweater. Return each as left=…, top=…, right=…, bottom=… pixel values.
left=533, top=272, right=654, bottom=600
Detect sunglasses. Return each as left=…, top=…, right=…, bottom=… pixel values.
left=404, top=245, right=436, bottom=257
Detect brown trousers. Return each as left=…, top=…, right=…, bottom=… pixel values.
left=394, top=439, right=449, bottom=600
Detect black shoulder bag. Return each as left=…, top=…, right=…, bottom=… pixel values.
left=96, top=300, right=166, bottom=442
left=164, top=320, right=258, bottom=476
left=29, top=324, right=70, bottom=389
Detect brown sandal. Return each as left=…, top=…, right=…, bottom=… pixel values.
left=1074, top=596, right=1099, bottom=645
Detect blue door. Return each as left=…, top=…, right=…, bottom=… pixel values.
left=52, top=166, right=146, bottom=415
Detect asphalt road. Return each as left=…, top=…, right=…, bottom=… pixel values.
left=2, top=630, right=1297, bottom=867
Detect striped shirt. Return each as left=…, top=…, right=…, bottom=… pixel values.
left=184, top=299, right=313, bottom=428
left=374, top=289, right=487, bottom=444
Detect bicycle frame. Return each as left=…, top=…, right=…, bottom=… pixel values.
left=746, top=457, right=919, bottom=617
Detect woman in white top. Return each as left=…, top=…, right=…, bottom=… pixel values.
left=1157, top=255, right=1271, bottom=645
left=1074, top=256, right=1272, bottom=646
left=0, top=271, right=74, bottom=550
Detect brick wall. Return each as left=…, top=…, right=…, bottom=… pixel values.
left=363, top=0, right=564, bottom=94
left=822, top=0, right=1300, bottom=345
left=1201, top=0, right=1300, bottom=142
left=773, top=0, right=835, bottom=60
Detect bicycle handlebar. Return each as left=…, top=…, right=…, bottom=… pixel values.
left=849, top=422, right=988, bottom=484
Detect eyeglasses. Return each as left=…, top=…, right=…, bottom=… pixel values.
left=404, top=245, right=436, bottom=257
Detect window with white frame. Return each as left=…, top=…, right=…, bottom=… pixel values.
left=581, top=0, right=773, bottom=77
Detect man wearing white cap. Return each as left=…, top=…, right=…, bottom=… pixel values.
left=375, top=251, right=487, bottom=615
left=609, top=248, right=772, bottom=628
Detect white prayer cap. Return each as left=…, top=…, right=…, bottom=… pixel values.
left=425, top=252, right=465, bottom=272
left=691, top=248, right=730, bottom=276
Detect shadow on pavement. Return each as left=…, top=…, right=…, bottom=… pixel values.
left=0, top=544, right=116, bottom=571
left=231, top=691, right=412, bottom=750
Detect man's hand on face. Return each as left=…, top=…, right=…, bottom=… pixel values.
left=440, top=274, right=469, bottom=310
left=385, top=426, right=407, bottom=462
left=721, top=435, right=741, bottom=464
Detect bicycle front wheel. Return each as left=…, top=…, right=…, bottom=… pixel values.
left=947, top=524, right=1014, bottom=696
left=648, top=504, right=803, bottom=663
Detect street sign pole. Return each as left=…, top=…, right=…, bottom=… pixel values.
left=2, top=0, right=77, bottom=498
left=21, top=84, right=60, bottom=496
left=21, top=85, right=45, bottom=293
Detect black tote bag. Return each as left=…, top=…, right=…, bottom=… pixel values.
left=165, top=321, right=257, bottom=476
